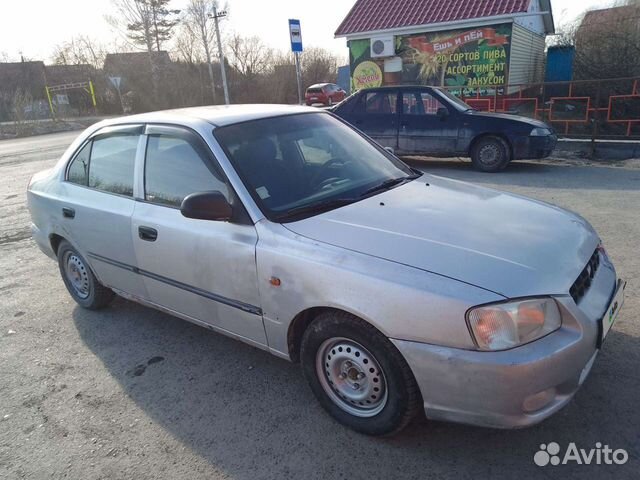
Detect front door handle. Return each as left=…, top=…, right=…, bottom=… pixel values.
left=62, top=207, right=75, bottom=219
left=138, top=226, right=158, bottom=242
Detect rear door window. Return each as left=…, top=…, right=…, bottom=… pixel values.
left=88, top=134, right=139, bottom=196
left=357, top=92, right=398, bottom=114
left=67, top=142, right=92, bottom=186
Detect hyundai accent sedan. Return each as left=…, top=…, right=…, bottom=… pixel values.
left=27, top=105, right=624, bottom=436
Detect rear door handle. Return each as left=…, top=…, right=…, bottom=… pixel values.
left=138, top=226, right=158, bottom=242
left=62, top=207, right=75, bottom=219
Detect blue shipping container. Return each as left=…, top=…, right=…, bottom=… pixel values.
left=545, top=46, right=575, bottom=82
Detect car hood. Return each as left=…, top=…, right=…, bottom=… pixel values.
left=466, top=110, right=550, bottom=129
left=284, top=176, right=598, bottom=298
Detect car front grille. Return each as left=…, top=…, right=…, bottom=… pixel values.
left=570, top=249, right=600, bottom=303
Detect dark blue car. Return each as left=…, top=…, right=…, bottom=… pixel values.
left=331, top=85, right=557, bottom=172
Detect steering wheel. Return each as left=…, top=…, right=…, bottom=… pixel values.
left=311, top=158, right=349, bottom=189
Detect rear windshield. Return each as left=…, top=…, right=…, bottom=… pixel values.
left=307, top=88, right=322, bottom=94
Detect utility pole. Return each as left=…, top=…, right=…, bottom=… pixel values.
left=209, top=6, right=230, bottom=105
left=200, top=21, right=216, bottom=104
left=294, top=52, right=303, bottom=104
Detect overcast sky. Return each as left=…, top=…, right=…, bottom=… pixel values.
left=0, top=0, right=618, bottom=62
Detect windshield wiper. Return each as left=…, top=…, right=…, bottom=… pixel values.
left=275, top=198, right=356, bottom=221
left=359, top=173, right=421, bottom=197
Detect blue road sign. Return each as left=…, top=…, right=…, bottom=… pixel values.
left=289, top=19, right=303, bottom=53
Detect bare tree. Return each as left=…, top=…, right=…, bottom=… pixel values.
left=107, top=0, right=180, bottom=107
left=173, top=25, right=203, bottom=65
left=108, top=0, right=180, bottom=52
left=300, top=47, right=339, bottom=87
left=182, top=0, right=226, bottom=103
left=227, top=34, right=274, bottom=78
left=52, top=36, right=108, bottom=69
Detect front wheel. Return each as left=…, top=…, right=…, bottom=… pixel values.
left=57, top=240, right=115, bottom=309
left=471, top=136, right=510, bottom=172
left=300, top=311, right=421, bottom=436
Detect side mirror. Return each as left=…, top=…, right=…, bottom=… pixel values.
left=180, top=191, right=232, bottom=221
left=383, top=146, right=395, bottom=155
left=437, top=107, right=449, bottom=120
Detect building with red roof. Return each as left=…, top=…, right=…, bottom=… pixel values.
left=335, top=0, right=554, bottom=92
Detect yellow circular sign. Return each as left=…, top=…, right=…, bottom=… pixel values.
left=352, top=61, right=383, bottom=90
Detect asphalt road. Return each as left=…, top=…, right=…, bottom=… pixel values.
left=1, top=131, right=638, bottom=479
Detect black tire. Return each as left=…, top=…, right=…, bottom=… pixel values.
left=471, top=135, right=510, bottom=172
left=57, top=240, right=115, bottom=310
left=300, top=310, right=422, bottom=436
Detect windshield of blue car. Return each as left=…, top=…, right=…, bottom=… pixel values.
left=214, top=112, right=417, bottom=222
left=437, top=89, right=474, bottom=111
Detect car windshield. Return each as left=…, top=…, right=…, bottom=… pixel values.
left=437, top=89, right=474, bottom=111
left=215, top=113, right=417, bottom=222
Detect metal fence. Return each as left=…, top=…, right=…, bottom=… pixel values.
left=443, top=77, right=640, bottom=140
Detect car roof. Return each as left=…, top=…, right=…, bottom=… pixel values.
left=358, top=85, right=439, bottom=92
left=308, top=83, right=331, bottom=88
left=100, top=104, right=319, bottom=128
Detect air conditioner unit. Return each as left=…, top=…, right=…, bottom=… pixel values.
left=370, top=36, right=395, bottom=58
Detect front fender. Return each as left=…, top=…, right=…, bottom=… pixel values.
left=254, top=221, right=503, bottom=358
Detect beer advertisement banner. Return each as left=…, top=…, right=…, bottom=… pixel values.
left=397, top=23, right=512, bottom=89
left=349, top=39, right=383, bottom=91
left=348, top=23, right=512, bottom=92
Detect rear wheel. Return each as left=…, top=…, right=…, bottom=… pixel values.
left=301, top=311, right=421, bottom=436
left=57, top=240, right=114, bottom=309
left=471, top=136, right=510, bottom=172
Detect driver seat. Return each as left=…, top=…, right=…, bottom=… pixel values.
left=238, top=138, right=291, bottom=204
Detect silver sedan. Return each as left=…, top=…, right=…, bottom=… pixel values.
left=27, top=105, right=625, bottom=435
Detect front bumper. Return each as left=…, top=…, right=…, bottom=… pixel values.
left=513, top=134, right=558, bottom=159
left=392, top=253, right=619, bottom=429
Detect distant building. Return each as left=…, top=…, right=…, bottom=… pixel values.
left=103, top=51, right=172, bottom=79
left=573, top=5, right=640, bottom=79
left=0, top=61, right=47, bottom=121
left=46, top=64, right=96, bottom=85
left=576, top=5, right=640, bottom=47
left=0, top=61, right=47, bottom=96
left=103, top=51, right=173, bottom=112
left=335, top=0, right=555, bottom=93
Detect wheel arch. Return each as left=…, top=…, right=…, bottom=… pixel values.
left=287, top=306, right=388, bottom=363
left=468, top=132, right=513, bottom=159
left=48, top=233, right=104, bottom=284
left=49, top=233, right=65, bottom=255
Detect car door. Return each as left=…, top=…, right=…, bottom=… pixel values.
left=398, top=90, right=459, bottom=155
left=131, top=124, right=266, bottom=345
left=345, top=90, right=399, bottom=150
left=63, top=125, right=147, bottom=298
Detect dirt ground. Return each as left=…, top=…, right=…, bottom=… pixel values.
left=1, top=131, right=638, bottom=479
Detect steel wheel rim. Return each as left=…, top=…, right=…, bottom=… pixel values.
left=316, top=337, right=388, bottom=417
left=479, top=144, right=500, bottom=165
left=64, top=252, right=90, bottom=299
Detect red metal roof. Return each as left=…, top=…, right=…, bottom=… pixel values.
left=335, top=0, right=531, bottom=36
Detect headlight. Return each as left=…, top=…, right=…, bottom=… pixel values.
left=466, top=298, right=561, bottom=351
left=530, top=127, right=552, bottom=136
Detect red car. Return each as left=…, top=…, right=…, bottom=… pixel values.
left=305, top=83, right=347, bottom=106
